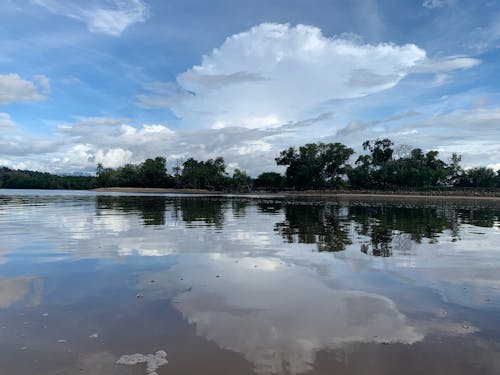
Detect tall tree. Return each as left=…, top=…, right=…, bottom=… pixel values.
left=447, top=153, right=463, bottom=186
left=139, top=157, right=168, bottom=187
left=276, top=142, right=353, bottom=189
left=362, top=138, right=394, bottom=166
left=181, top=157, right=229, bottom=190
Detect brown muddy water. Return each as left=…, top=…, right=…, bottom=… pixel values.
left=0, top=190, right=499, bottom=375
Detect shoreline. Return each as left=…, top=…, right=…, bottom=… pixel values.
left=92, top=187, right=213, bottom=194
left=91, top=187, right=500, bottom=201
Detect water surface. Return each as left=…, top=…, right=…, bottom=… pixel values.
left=0, top=190, right=499, bottom=374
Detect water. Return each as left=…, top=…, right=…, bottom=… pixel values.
left=0, top=190, right=499, bottom=374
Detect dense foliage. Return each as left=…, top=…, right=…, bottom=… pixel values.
left=1, top=139, right=499, bottom=191
left=96, top=157, right=175, bottom=188
left=345, top=139, right=500, bottom=190
left=0, top=167, right=96, bottom=190
left=275, top=142, right=354, bottom=189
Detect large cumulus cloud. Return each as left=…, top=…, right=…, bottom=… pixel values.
left=138, top=23, right=426, bottom=129
left=0, top=23, right=491, bottom=174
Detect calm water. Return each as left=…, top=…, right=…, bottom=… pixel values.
left=0, top=190, right=499, bottom=375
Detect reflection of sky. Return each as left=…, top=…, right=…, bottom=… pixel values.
left=1, top=193, right=499, bottom=306
left=0, top=277, right=42, bottom=309
left=0, top=192, right=499, bottom=374
left=140, top=253, right=422, bottom=374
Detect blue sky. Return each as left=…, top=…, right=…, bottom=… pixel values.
left=0, top=0, right=499, bottom=175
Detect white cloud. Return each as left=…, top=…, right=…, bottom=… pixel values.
left=1, top=105, right=499, bottom=175
left=233, top=140, right=272, bottom=155
left=0, top=113, right=15, bottom=127
left=333, top=107, right=500, bottom=169
left=0, top=73, right=46, bottom=105
left=95, top=148, right=134, bottom=168
left=422, top=0, right=452, bottom=9
left=489, top=163, right=500, bottom=171
left=0, top=114, right=292, bottom=174
left=139, top=23, right=426, bottom=129
left=412, top=57, right=481, bottom=73
left=32, top=0, right=149, bottom=36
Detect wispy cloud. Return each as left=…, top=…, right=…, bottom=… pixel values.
left=179, top=71, right=268, bottom=90
left=33, top=74, right=51, bottom=93
left=467, top=12, right=500, bottom=52
left=387, top=111, right=421, bottom=122
left=32, top=0, right=149, bottom=36
left=422, top=0, right=453, bottom=9
left=412, top=57, right=481, bottom=73
left=60, top=116, right=129, bottom=128
left=335, top=111, right=420, bottom=137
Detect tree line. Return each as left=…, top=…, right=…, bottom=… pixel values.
left=275, top=139, right=499, bottom=190
left=0, top=167, right=96, bottom=190
left=1, top=138, right=499, bottom=191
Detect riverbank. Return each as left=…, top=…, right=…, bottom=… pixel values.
left=92, top=187, right=213, bottom=194
left=92, top=187, right=500, bottom=201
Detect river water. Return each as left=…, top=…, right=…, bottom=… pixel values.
left=0, top=190, right=499, bottom=374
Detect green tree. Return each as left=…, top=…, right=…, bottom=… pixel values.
left=347, top=139, right=395, bottom=189
left=181, top=157, right=229, bottom=190
left=276, top=142, right=353, bottom=189
left=459, top=167, right=497, bottom=187
left=447, top=153, right=463, bottom=186
left=231, top=169, right=252, bottom=191
left=139, top=157, right=168, bottom=187
left=96, top=163, right=117, bottom=187
left=255, top=172, right=284, bottom=190
left=322, top=142, right=355, bottom=187
left=362, top=138, right=394, bottom=166
left=117, top=163, right=140, bottom=186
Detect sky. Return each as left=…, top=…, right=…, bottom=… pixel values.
left=0, top=0, right=499, bottom=176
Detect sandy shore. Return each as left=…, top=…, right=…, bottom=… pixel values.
left=284, top=191, right=500, bottom=201
left=92, top=187, right=213, bottom=194
left=92, top=187, right=500, bottom=202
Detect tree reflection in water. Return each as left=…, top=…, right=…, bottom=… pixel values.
left=349, top=204, right=460, bottom=257
left=273, top=204, right=352, bottom=252
left=231, top=199, right=249, bottom=218
left=271, top=201, right=498, bottom=257
left=96, top=196, right=167, bottom=226
left=95, top=196, right=498, bottom=257
left=176, top=198, right=225, bottom=229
